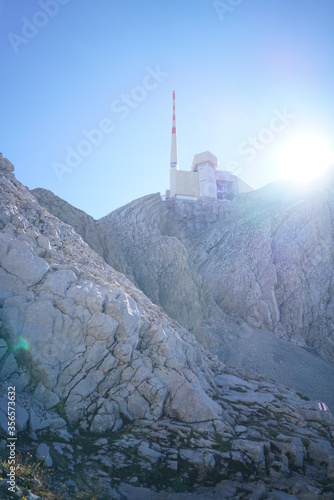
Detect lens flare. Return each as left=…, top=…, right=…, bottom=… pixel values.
left=277, top=135, right=334, bottom=183
left=13, top=336, right=30, bottom=352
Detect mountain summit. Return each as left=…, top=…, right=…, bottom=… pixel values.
left=1, top=153, right=334, bottom=498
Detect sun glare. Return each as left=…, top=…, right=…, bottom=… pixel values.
left=277, top=136, right=334, bottom=183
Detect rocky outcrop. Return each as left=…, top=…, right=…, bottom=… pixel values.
left=2, top=153, right=334, bottom=498
left=99, top=180, right=334, bottom=363
left=1, top=357, right=334, bottom=498
left=33, top=189, right=237, bottom=349
left=1, top=162, right=222, bottom=434
left=189, top=182, right=334, bottom=362
left=30, top=165, right=334, bottom=363
left=30, top=164, right=334, bottom=405
left=0, top=152, right=14, bottom=173
left=99, top=194, right=238, bottom=348
left=31, top=187, right=133, bottom=280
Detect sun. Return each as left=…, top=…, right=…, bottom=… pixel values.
left=277, top=135, right=334, bottom=183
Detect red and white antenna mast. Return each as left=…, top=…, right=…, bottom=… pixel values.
left=170, top=90, right=178, bottom=170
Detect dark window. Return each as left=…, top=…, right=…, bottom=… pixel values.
left=216, top=180, right=234, bottom=200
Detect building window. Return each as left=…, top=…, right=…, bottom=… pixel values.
left=216, top=180, right=234, bottom=200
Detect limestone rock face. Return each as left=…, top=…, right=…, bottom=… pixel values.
left=98, top=182, right=334, bottom=363
left=31, top=187, right=132, bottom=279
left=1, top=153, right=334, bottom=497
left=190, top=183, right=334, bottom=361
left=0, top=236, right=49, bottom=286
left=99, top=195, right=239, bottom=350
left=27, top=161, right=334, bottom=396
left=0, top=152, right=14, bottom=172
left=0, top=154, right=222, bottom=432
left=34, top=189, right=235, bottom=348
left=36, top=442, right=52, bottom=467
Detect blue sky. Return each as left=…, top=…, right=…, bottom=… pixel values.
left=1, top=0, right=334, bottom=218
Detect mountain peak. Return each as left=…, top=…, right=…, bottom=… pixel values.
left=1, top=157, right=334, bottom=498
left=0, top=152, right=14, bottom=173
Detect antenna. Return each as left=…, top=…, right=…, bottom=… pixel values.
left=170, top=90, right=178, bottom=169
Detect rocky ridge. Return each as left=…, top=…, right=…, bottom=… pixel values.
left=99, top=185, right=334, bottom=363
left=0, top=152, right=334, bottom=498
left=34, top=181, right=334, bottom=363
left=30, top=187, right=132, bottom=280
left=34, top=185, right=334, bottom=412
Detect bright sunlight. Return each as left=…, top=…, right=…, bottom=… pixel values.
left=277, top=135, right=334, bottom=183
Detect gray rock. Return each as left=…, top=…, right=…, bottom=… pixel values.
left=27, top=169, right=334, bottom=408
left=127, top=390, right=150, bottom=419
left=299, top=402, right=334, bottom=424
left=0, top=339, right=8, bottom=361
left=274, top=437, right=306, bottom=469
left=98, top=187, right=334, bottom=365
left=37, top=234, right=51, bottom=251
left=0, top=267, right=27, bottom=301
left=24, top=492, right=43, bottom=499
left=0, top=409, right=8, bottom=434
left=235, top=425, right=247, bottom=434
left=29, top=407, right=50, bottom=432
left=268, top=492, right=298, bottom=500
left=15, top=402, right=29, bottom=431
left=36, top=443, right=52, bottom=467
left=65, top=479, right=78, bottom=490
left=31, top=187, right=128, bottom=276
left=224, top=389, right=276, bottom=405
left=33, top=382, right=60, bottom=410
left=1, top=154, right=334, bottom=498
left=53, top=443, right=64, bottom=455
left=250, top=484, right=268, bottom=500
left=308, top=439, right=334, bottom=465
left=163, top=371, right=222, bottom=423
left=90, top=399, right=119, bottom=433
left=327, top=454, right=334, bottom=481
left=0, top=152, right=14, bottom=172
left=232, top=439, right=266, bottom=469
left=0, top=240, right=48, bottom=287
left=40, top=269, right=76, bottom=297
left=0, top=353, right=18, bottom=378
left=138, top=442, right=163, bottom=463
left=213, top=481, right=239, bottom=498
left=214, top=374, right=259, bottom=391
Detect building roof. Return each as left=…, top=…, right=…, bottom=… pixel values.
left=191, top=151, right=219, bottom=171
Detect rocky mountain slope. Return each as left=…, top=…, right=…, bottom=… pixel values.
left=31, top=187, right=132, bottom=280
left=33, top=177, right=334, bottom=411
left=34, top=178, right=334, bottom=364
left=1, top=152, right=334, bottom=498
left=99, top=185, right=334, bottom=364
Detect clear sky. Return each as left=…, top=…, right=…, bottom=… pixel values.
left=1, top=0, right=334, bottom=219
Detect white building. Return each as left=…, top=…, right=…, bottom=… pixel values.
left=166, top=93, right=253, bottom=201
